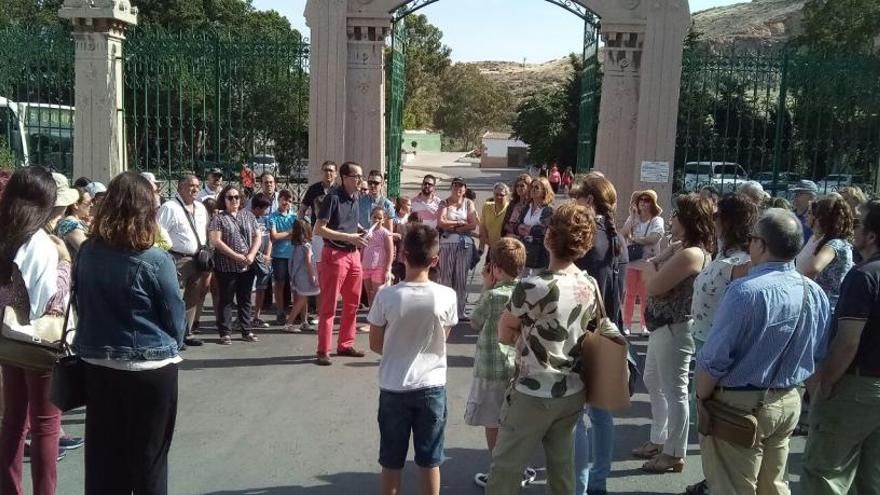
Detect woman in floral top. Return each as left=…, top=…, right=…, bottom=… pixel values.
left=485, top=204, right=599, bottom=494
left=796, top=195, right=855, bottom=311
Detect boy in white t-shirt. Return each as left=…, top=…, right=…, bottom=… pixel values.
left=368, top=224, right=458, bottom=495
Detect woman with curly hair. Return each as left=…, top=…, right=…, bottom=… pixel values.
left=634, top=193, right=714, bottom=473
left=685, top=193, right=758, bottom=494
left=796, top=195, right=855, bottom=310
left=487, top=203, right=610, bottom=494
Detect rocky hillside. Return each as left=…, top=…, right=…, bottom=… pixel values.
left=470, top=0, right=807, bottom=102
left=465, top=58, right=574, bottom=102
left=692, top=0, right=806, bottom=50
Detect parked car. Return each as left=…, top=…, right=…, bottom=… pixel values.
left=753, top=171, right=801, bottom=195
left=816, top=174, right=865, bottom=193
left=250, top=154, right=279, bottom=176
left=683, top=161, right=749, bottom=193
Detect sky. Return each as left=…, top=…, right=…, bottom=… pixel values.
left=253, top=0, right=743, bottom=62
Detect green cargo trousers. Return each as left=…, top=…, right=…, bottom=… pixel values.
left=486, top=388, right=584, bottom=495
left=803, top=374, right=880, bottom=495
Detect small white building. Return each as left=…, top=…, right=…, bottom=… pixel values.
left=480, top=132, right=529, bottom=168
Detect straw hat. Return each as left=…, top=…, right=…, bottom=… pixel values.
left=634, top=189, right=663, bottom=216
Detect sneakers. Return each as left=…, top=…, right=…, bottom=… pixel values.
left=284, top=323, right=300, bottom=333
left=300, top=321, right=314, bottom=332
left=59, top=436, right=84, bottom=450
left=275, top=313, right=288, bottom=325
left=307, top=315, right=318, bottom=326
left=473, top=467, right=537, bottom=488
left=253, top=318, right=269, bottom=329
left=184, top=337, right=203, bottom=347
left=242, top=333, right=260, bottom=343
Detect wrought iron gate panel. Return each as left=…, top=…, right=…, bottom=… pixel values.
left=123, top=29, right=310, bottom=198
left=576, top=15, right=600, bottom=173
left=675, top=47, right=880, bottom=197
left=385, top=22, right=406, bottom=198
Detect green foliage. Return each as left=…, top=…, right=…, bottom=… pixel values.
left=399, top=15, right=451, bottom=130
left=0, top=138, right=15, bottom=170
left=0, top=0, right=300, bottom=38
left=795, top=0, right=880, bottom=54
left=512, top=54, right=584, bottom=167
left=434, top=64, right=513, bottom=152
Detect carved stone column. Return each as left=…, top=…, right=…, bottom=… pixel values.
left=594, top=25, right=645, bottom=216
left=305, top=0, right=349, bottom=183
left=59, top=0, right=137, bottom=184
left=345, top=16, right=391, bottom=174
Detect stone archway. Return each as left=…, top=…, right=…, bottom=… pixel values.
left=304, top=0, right=691, bottom=213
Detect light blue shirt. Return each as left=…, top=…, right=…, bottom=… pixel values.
left=697, top=261, right=832, bottom=389
left=357, top=195, right=396, bottom=230
left=267, top=211, right=297, bottom=259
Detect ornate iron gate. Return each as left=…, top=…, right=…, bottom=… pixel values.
left=123, top=29, right=310, bottom=197
left=576, top=14, right=601, bottom=173
left=675, top=47, right=880, bottom=197
left=385, top=22, right=406, bottom=198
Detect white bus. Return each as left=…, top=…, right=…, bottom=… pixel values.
left=0, top=97, right=74, bottom=172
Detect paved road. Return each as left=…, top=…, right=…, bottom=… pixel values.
left=37, top=153, right=809, bottom=494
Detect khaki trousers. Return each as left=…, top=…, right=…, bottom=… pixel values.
left=700, top=387, right=800, bottom=495
left=486, top=388, right=584, bottom=495
left=173, top=254, right=209, bottom=334
left=803, top=374, right=880, bottom=495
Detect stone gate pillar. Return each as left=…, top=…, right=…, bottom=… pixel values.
left=345, top=16, right=392, bottom=173
left=59, top=0, right=137, bottom=184
left=305, top=0, right=349, bottom=183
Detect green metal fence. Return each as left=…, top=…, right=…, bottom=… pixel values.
left=123, top=28, right=310, bottom=197
left=0, top=26, right=75, bottom=175
left=675, top=46, right=880, bottom=198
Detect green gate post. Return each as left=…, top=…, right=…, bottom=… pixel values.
left=385, top=21, right=406, bottom=198
left=576, top=15, right=600, bottom=173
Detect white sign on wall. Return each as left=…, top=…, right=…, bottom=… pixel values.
left=640, top=161, right=670, bottom=183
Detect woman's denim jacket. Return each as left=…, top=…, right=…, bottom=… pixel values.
left=73, top=240, right=186, bottom=360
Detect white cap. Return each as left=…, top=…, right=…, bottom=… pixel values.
left=140, top=171, right=158, bottom=185
left=85, top=182, right=107, bottom=197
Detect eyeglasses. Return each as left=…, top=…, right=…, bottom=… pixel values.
left=227, top=195, right=241, bottom=201
left=368, top=180, right=381, bottom=186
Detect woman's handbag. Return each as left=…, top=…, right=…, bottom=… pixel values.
left=698, top=276, right=808, bottom=449
left=580, top=278, right=632, bottom=411
left=0, top=305, right=67, bottom=371
left=626, top=243, right=644, bottom=262
left=49, top=352, right=85, bottom=412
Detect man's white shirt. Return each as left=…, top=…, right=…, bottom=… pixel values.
left=158, top=194, right=208, bottom=255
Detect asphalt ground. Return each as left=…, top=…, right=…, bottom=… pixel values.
left=32, top=153, right=808, bottom=494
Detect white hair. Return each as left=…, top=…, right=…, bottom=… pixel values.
left=737, top=181, right=768, bottom=204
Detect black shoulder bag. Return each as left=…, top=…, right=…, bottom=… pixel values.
left=176, top=198, right=214, bottom=272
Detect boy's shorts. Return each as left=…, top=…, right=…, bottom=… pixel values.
left=378, top=386, right=447, bottom=469
left=271, top=257, right=290, bottom=283
left=254, top=266, right=272, bottom=291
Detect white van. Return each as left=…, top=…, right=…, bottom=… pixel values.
left=683, top=161, right=749, bottom=193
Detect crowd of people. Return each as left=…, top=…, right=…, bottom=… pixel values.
left=0, top=160, right=878, bottom=495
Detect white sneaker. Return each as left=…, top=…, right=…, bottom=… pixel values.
left=522, top=467, right=537, bottom=485
left=284, top=323, right=300, bottom=333
left=473, top=467, right=536, bottom=489
left=299, top=322, right=313, bottom=332
left=473, top=473, right=488, bottom=488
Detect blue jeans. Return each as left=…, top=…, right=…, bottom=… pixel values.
left=574, top=406, right=614, bottom=495
left=378, top=386, right=447, bottom=469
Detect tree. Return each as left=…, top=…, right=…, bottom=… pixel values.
left=795, top=0, right=880, bottom=54
left=434, top=64, right=512, bottom=152
left=511, top=54, right=585, bottom=167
